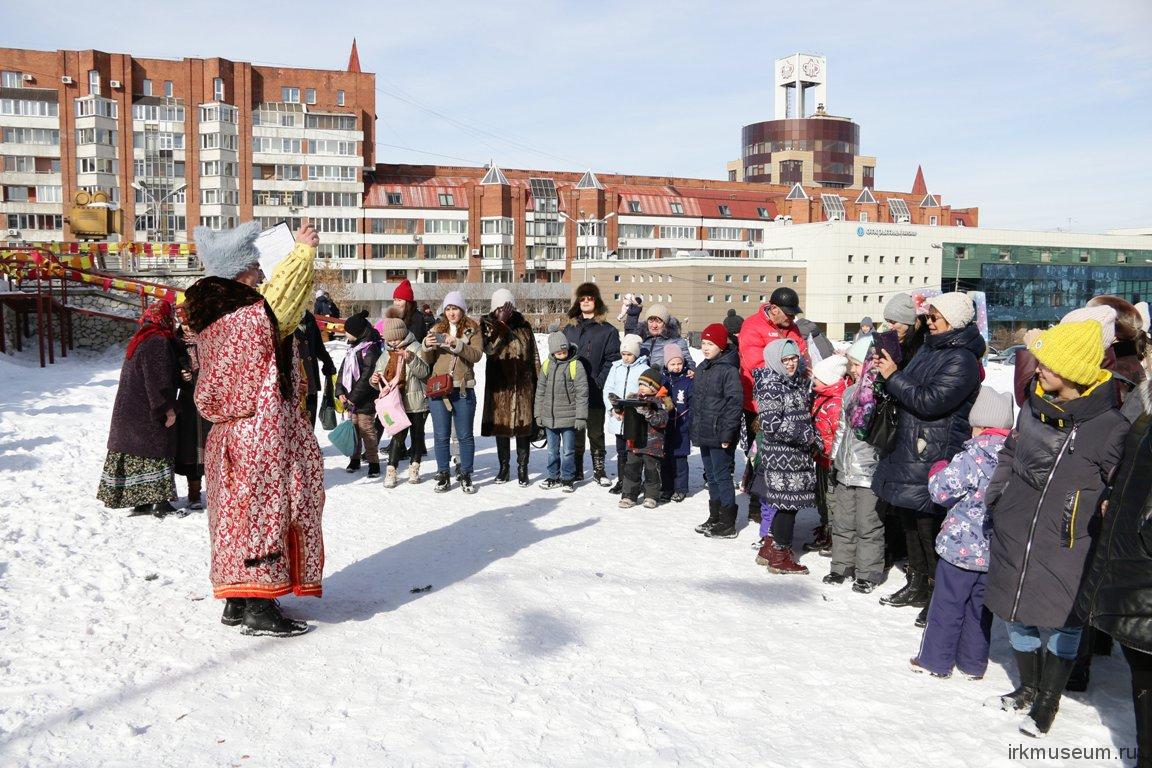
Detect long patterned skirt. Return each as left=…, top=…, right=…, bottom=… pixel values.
left=96, top=451, right=177, bottom=509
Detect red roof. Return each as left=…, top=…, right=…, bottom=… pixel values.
left=615, top=185, right=777, bottom=219
left=364, top=177, right=470, bottom=209
left=911, top=165, right=927, bottom=196
left=347, top=39, right=362, bottom=73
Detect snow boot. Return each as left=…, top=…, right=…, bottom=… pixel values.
left=803, top=525, right=832, bottom=554
left=915, top=602, right=930, bottom=628
left=618, top=498, right=637, bottom=509
left=409, top=462, right=421, bottom=485
left=756, top=542, right=809, bottom=575
left=383, top=466, right=398, bottom=488
left=991, top=649, right=1044, bottom=711
left=129, top=504, right=153, bottom=517
left=495, top=461, right=510, bottom=484
left=460, top=473, right=476, bottom=494
left=517, top=461, right=530, bottom=488
left=539, top=478, right=563, bottom=490
left=221, top=598, right=246, bottom=626
left=908, top=576, right=934, bottom=610
left=880, top=570, right=925, bottom=608
left=367, top=462, right=381, bottom=479
left=574, top=454, right=585, bottom=482
left=345, top=457, right=361, bottom=474
left=704, top=505, right=739, bottom=539
left=150, top=501, right=177, bottom=517
left=643, top=498, right=659, bottom=509
left=695, top=499, right=721, bottom=534
left=433, top=471, right=451, bottom=493
left=852, top=578, right=878, bottom=594
left=239, top=598, right=309, bottom=637
left=670, top=491, right=686, bottom=503
left=186, top=479, right=204, bottom=511
left=592, top=451, right=611, bottom=487
left=608, top=478, right=624, bottom=495
left=823, top=571, right=853, bottom=585
left=1021, top=654, right=1076, bottom=737
left=561, top=480, right=576, bottom=494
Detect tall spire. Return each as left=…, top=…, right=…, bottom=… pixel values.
left=911, top=165, right=927, bottom=196
left=347, top=38, right=362, bottom=73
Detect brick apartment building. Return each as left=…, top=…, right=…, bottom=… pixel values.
left=0, top=43, right=374, bottom=257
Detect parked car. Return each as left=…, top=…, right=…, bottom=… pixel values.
left=988, top=344, right=1026, bottom=365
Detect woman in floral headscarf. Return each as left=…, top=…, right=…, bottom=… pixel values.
left=97, top=300, right=180, bottom=516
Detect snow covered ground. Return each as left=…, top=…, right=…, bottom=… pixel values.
left=0, top=344, right=1139, bottom=767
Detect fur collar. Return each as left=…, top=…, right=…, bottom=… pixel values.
left=183, top=276, right=264, bottom=334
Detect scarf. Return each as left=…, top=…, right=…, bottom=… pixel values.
left=341, top=340, right=375, bottom=392
left=126, top=300, right=175, bottom=360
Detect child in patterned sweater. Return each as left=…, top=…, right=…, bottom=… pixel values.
left=910, top=386, right=1015, bottom=679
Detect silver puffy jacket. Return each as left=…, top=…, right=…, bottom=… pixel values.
left=831, top=384, right=879, bottom=488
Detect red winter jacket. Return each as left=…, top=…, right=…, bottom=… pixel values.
left=811, top=377, right=846, bottom=469
left=738, top=305, right=809, bottom=411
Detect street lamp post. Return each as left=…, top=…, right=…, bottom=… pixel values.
left=560, top=210, right=617, bottom=284
left=131, top=181, right=186, bottom=242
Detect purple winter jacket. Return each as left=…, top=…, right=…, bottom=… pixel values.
left=928, top=431, right=1009, bottom=572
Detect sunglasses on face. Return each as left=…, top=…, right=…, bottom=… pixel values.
left=926, top=312, right=942, bottom=323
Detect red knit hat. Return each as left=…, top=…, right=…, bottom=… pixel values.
left=701, top=323, right=728, bottom=350
left=392, top=279, right=415, bottom=303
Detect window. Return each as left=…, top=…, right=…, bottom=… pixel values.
left=141, top=79, right=152, bottom=96
left=2, top=128, right=60, bottom=145
left=706, top=227, right=741, bottom=241
left=742, top=295, right=749, bottom=303
left=438, top=192, right=455, bottom=207
left=163, top=80, right=173, bottom=97
left=887, top=198, right=911, bottom=222
left=213, top=77, right=224, bottom=101
left=133, top=103, right=182, bottom=121
left=847, top=296, right=853, bottom=303
left=847, top=276, right=853, bottom=283
left=619, top=224, right=655, bottom=239
left=200, top=160, right=237, bottom=177
left=929, top=215, right=938, bottom=226
left=308, top=191, right=359, bottom=207
left=424, top=219, right=468, bottom=235
left=370, top=244, right=417, bottom=259
left=707, top=295, right=715, bottom=303
left=305, top=113, right=355, bottom=130
left=724, top=295, right=732, bottom=303
left=863, top=296, right=869, bottom=303
left=757, top=207, right=769, bottom=218
left=878, top=276, right=885, bottom=284
left=0, top=99, right=59, bottom=117
left=1080, top=252, right=1091, bottom=264
left=847, top=254, right=854, bottom=263
left=337, top=90, right=346, bottom=106
left=88, top=69, right=100, bottom=95
left=1, top=71, right=22, bottom=88
left=820, top=194, right=846, bottom=220
left=308, top=165, right=356, bottom=181
left=863, top=275, right=869, bottom=284
left=305, top=88, right=316, bottom=105
left=859, top=212, right=869, bottom=222
left=312, top=218, right=357, bottom=234
left=613, top=275, right=621, bottom=283
left=310, top=139, right=356, bottom=156
left=386, top=191, right=403, bottom=206
left=1118, top=252, right=1129, bottom=264
left=6, top=213, right=63, bottom=231
left=791, top=275, right=798, bottom=283
left=718, top=204, right=731, bottom=217
left=628, top=200, right=641, bottom=213
left=1040, top=252, right=1052, bottom=263
left=742, top=275, right=750, bottom=283
left=724, top=275, right=732, bottom=283
left=776, top=275, right=782, bottom=283
left=482, top=244, right=512, bottom=260
left=481, top=217, right=513, bottom=235
left=369, top=218, right=415, bottom=234
left=998, top=250, right=1011, bottom=262
left=863, top=255, right=870, bottom=263
left=894, top=276, right=901, bottom=284
left=77, top=157, right=117, bottom=174
left=706, top=274, right=714, bottom=283
left=670, top=201, right=684, bottom=215
left=282, top=86, right=300, bottom=103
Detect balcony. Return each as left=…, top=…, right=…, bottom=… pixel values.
left=480, top=258, right=513, bottom=270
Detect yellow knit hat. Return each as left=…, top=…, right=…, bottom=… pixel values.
left=1029, top=320, right=1105, bottom=386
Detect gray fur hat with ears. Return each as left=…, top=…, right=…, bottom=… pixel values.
left=194, top=221, right=262, bottom=279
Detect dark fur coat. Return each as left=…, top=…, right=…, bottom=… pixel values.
left=480, top=310, right=540, bottom=437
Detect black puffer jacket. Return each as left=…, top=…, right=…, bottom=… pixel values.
left=985, top=375, right=1128, bottom=628
left=689, top=346, right=743, bottom=448
left=1077, top=411, right=1152, bottom=651
left=871, top=323, right=985, bottom=512
left=564, top=315, right=621, bottom=401
left=335, top=328, right=383, bottom=415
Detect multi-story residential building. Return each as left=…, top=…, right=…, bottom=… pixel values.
left=0, top=43, right=373, bottom=252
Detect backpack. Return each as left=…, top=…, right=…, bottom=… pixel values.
left=541, top=358, right=579, bottom=380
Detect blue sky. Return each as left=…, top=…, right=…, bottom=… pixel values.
left=5, top=0, right=1150, bottom=232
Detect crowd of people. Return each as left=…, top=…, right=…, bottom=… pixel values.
left=95, top=222, right=1152, bottom=759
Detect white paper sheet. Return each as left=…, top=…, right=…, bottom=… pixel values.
left=254, top=222, right=296, bottom=278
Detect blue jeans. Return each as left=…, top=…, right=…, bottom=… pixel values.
left=699, top=445, right=736, bottom=508
left=428, top=389, right=476, bottom=475
left=1005, top=620, right=1083, bottom=660
left=546, top=427, right=576, bottom=481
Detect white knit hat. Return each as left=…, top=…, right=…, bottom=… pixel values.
left=620, top=334, right=642, bottom=357
left=1062, top=305, right=1117, bottom=348
left=812, top=354, right=848, bottom=385
left=490, top=288, right=515, bottom=313
left=195, top=221, right=261, bottom=279
left=929, top=292, right=975, bottom=329
left=644, top=303, right=670, bottom=323
left=969, top=386, right=1015, bottom=430
left=438, top=290, right=467, bottom=317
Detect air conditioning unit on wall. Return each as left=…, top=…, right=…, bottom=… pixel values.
left=7, top=228, right=20, bottom=237
left=21, top=73, right=34, bottom=83
left=60, top=76, right=73, bottom=85
left=109, top=80, right=122, bottom=89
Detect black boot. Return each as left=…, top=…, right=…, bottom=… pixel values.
left=150, top=500, right=177, bottom=517
left=367, top=462, right=381, bottom=479
left=915, top=602, right=930, bottom=628
left=695, top=499, right=721, bottom=534
left=574, top=454, right=585, bottom=482
left=910, top=576, right=935, bottom=610
left=495, top=461, right=510, bottom=484
left=1134, top=685, right=1152, bottom=768
left=992, top=649, right=1043, bottom=711
left=460, top=472, right=476, bottom=494
left=345, top=457, right=361, bottom=473
left=1021, top=653, right=1076, bottom=737
left=433, top=471, right=450, bottom=493
left=240, top=598, right=309, bottom=637
left=592, top=451, right=610, bottom=487
left=608, top=477, right=624, bottom=495
left=880, top=570, right=926, bottom=608
left=516, top=442, right=530, bottom=487
left=705, top=505, right=739, bottom=539
left=129, top=504, right=153, bottom=517
left=221, top=598, right=246, bottom=626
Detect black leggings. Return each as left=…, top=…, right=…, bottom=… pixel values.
left=1123, top=643, right=1152, bottom=768
left=387, top=411, right=428, bottom=467
left=896, top=506, right=941, bottom=578
left=770, top=509, right=799, bottom=548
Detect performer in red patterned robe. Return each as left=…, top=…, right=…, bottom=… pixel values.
left=183, top=221, right=324, bottom=637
